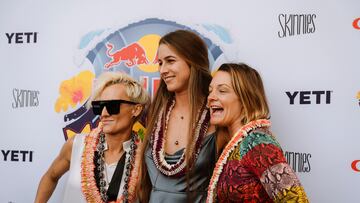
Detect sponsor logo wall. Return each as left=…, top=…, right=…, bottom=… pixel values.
left=1, top=1, right=359, bottom=202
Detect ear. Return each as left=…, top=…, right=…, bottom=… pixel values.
left=132, top=104, right=143, bottom=118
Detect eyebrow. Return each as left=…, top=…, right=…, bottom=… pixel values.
left=218, top=84, right=231, bottom=88
left=209, top=83, right=232, bottom=89
left=158, top=53, right=177, bottom=60
left=162, top=55, right=176, bottom=60
left=215, top=84, right=231, bottom=88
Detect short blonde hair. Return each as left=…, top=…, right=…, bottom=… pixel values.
left=87, top=71, right=149, bottom=108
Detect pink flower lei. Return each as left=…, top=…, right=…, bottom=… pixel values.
left=151, top=98, right=210, bottom=177
left=206, top=119, right=271, bottom=203
left=80, top=122, right=142, bottom=203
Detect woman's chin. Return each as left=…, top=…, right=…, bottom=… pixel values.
left=102, top=127, right=112, bottom=134
left=210, top=118, right=224, bottom=126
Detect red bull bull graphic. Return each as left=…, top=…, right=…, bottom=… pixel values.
left=104, top=42, right=149, bottom=69
left=55, top=18, right=227, bottom=140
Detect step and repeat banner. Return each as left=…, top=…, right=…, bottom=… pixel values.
left=1, top=0, right=359, bottom=202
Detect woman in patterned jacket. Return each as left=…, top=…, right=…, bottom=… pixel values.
left=206, top=63, right=309, bottom=203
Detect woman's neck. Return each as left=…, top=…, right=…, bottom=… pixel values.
left=228, top=119, right=243, bottom=138
left=105, top=129, right=131, bottom=153
left=174, top=90, right=189, bottom=108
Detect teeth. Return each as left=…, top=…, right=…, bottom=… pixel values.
left=210, top=106, right=223, bottom=113
left=164, top=77, right=173, bottom=82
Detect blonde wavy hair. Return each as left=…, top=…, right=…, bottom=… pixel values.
left=87, top=71, right=149, bottom=110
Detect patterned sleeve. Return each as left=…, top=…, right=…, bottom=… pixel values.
left=240, top=131, right=309, bottom=203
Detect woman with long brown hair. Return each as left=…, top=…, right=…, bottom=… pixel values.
left=140, top=29, right=218, bottom=202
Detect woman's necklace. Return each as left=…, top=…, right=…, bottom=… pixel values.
left=151, top=98, right=210, bottom=176
left=173, top=112, right=185, bottom=146
left=97, top=133, right=108, bottom=201
left=81, top=124, right=141, bottom=203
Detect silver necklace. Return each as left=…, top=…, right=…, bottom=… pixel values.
left=96, top=132, right=137, bottom=202
left=97, top=133, right=108, bottom=202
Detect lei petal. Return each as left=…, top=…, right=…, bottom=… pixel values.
left=81, top=122, right=141, bottom=203
left=151, top=99, right=209, bottom=176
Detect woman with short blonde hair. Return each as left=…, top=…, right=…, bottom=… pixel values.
left=36, top=71, right=149, bottom=203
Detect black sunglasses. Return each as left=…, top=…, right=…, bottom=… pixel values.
left=91, top=99, right=137, bottom=115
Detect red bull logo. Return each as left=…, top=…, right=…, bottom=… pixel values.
left=56, top=18, right=225, bottom=141
left=104, top=34, right=161, bottom=72
left=104, top=42, right=149, bottom=69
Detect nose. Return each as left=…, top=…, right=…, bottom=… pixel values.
left=100, top=106, right=110, bottom=118
left=207, top=90, right=217, bottom=106
left=159, top=63, right=168, bottom=75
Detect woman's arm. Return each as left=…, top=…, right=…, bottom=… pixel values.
left=34, top=137, right=74, bottom=203
left=242, top=132, right=309, bottom=203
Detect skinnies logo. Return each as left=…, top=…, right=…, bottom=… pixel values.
left=278, top=14, right=316, bottom=38
left=285, top=151, right=311, bottom=173
left=55, top=18, right=228, bottom=140
left=286, top=90, right=332, bottom=105
left=351, top=160, right=360, bottom=172
left=12, top=88, right=40, bottom=108
left=5, top=32, right=38, bottom=44
left=353, top=18, right=360, bottom=30
left=1, top=149, right=34, bottom=162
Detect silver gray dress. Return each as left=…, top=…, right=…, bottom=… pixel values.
left=145, top=133, right=216, bottom=203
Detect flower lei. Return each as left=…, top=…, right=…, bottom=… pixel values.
left=81, top=122, right=142, bottom=203
left=206, top=119, right=271, bottom=203
left=151, top=98, right=210, bottom=176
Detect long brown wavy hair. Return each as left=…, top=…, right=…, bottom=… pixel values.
left=138, top=29, right=211, bottom=202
